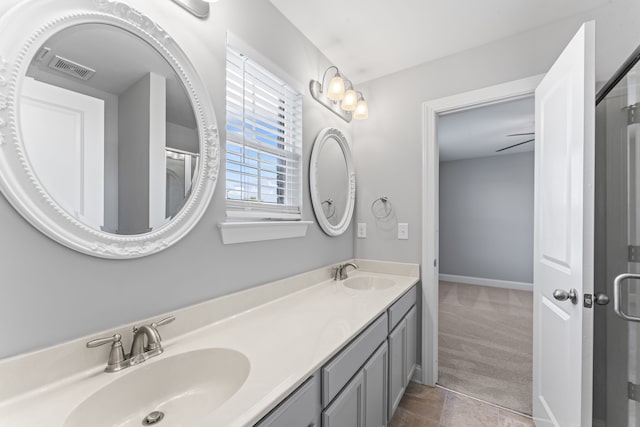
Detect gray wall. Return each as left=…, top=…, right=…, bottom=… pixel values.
left=439, top=152, right=534, bottom=283
left=118, top=74, right=155, bottom=234
left=0, top=0, right=354, bottom=359
left=353, top=0, right=640, bottom=264
left=167, top=122, right=198, bottom=153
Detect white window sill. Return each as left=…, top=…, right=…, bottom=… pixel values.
left=218, top=221, right=313, bottom=244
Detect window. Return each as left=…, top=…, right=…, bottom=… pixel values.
left=225, top=45, right=303, bottom=220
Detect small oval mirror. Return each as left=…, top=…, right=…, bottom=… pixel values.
left=310, top=128, right=355, bottom=236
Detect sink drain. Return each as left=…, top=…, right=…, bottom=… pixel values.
left=142, top=411, right=165, bottom=426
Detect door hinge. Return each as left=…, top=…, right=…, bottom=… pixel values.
left=628, top=104, right=640, bottom=125
left=629, top=382, right=640, bottom=402
left=629, top=245, right=640, bottom=263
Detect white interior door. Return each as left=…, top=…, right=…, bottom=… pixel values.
left=532, top=21, right=595, bottom=427
left=20, top=77, right=105, bottom=229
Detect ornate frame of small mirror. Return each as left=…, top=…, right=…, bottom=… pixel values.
left=310, top=127, right=356, bottom=236
left=0, top=0, right=219, bottom=258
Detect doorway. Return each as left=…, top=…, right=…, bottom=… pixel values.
left=436, top=96, right=535, bottom=414
left=421, top=76, right=543, bottom=391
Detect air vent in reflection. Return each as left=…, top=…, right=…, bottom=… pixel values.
left=48, top=55, right=95, bottom=81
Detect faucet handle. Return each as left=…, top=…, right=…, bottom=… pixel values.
left=151, top=316, right=175, bottom=342
left=87, top=333, right=122, bottom=348
left=152, top=316, right=175, bottom=329
left=86, top=334, right=127, bottom=372
left=133, top=315, right=176, bottom=333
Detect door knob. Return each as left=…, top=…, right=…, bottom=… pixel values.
left=553, top=288, right=578, bottom=304
left=594, top=293, right=610, bottom=305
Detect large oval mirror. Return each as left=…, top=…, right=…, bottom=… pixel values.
left=310, top=128, right=355, bottom=236
left=0, top=1, right=219, bottom=258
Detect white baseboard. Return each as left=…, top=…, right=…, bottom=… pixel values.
left=439, top=274, right=533, bottom=292
left=411, top=365, right=423, bottom=383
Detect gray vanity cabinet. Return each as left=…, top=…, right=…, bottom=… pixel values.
left=388, top=318, right=406, bottom=419
left=255, top=375, right=321, bottom=427
left=322, top=341, right=389, bottom=427
left=321, top=313, right=388, bottom=427
left=322, top=371, right=365, bottom=427
left=363, top=342, right=389, bottom=427
left=405, top=305, right=417, bottom=384
left=387, top=287, right=418, bottom=420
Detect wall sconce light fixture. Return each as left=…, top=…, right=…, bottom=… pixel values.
left=310, top=66, right=369, bottom=122
left=355, top=92, right=369, bottom=120
left=170, top=0, right=218, bottom=19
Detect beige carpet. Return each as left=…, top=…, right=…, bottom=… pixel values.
left=438, top=281, right=533, bottom=415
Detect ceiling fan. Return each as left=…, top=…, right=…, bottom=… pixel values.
left=496, top=132, right=535, bottom=152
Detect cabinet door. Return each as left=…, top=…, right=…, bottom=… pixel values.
left=364, top=342, right=388, bottom=427
left=322, top=371, right=365, bottom=427
left=405, top=305, right=417, bottom=385
left=388, top=319, right=406, bottom=420
left=256, top=375, right=321, bottom=427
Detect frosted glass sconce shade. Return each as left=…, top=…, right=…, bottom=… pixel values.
left=327, top=75, right=346, bottom=101
left=341, top=89, right=358, bottom=111
left=354, top=98, right=369, bottom=120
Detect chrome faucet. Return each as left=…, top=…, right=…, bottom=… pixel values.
left=130, top=324, right=163, bottom=363
left=333, top=262, right=359, bottom=280
left=87, top=316, right=175, bottom=373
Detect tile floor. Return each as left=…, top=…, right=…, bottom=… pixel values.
left=388, top=382, right=534, bottom=427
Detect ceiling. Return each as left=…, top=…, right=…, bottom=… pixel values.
left=270, top=0, right=611, bottom=83
left=438, top=96, right=534, bottom=162
left=27, top=23, right=196, bottom=129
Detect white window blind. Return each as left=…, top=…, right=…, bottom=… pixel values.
left=225, top=45, right=303, bottom=220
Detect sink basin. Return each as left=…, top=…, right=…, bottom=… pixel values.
left=64, top=348, right=250, bottom=427
left=343, top=276, right=395, bottom=291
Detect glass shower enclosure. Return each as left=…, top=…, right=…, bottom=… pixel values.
left=594, top=46, right=640, bottom=427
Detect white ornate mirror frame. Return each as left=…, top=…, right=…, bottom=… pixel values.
left=0, top=0, right=219, bottom=258
left=310, top=127, right=356, bottom=236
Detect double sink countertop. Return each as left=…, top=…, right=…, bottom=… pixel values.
left=0, top=259, right=419, bottom=427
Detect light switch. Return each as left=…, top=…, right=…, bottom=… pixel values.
left=398, top=223, right=409, bottom=240
left=357, top=222, right=367, bottom=238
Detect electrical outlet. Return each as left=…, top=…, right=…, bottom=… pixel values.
left=398, top=223, right=409, bottom=240
left=357, top=222, right=367, bottom=238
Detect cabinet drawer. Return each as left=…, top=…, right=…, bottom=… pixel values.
left=322, top=313, right=388, bottom=407
left=387, top=285, right=417, bottom=332
left=255, top=375, right=320, bottom=427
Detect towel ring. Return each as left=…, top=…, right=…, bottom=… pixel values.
left=321, top=199, right=336, bottom=219
left=371, top=196, right=392, bottom=219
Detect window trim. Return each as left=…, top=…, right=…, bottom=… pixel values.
left=220, top=33, right=311, bottom=244
left=218, top=220, right=313, bottom=245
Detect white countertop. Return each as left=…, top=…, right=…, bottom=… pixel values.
left=0, top=261, right=419, bottom=427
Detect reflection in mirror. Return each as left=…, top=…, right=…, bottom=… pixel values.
left=20, top=23, right=199, bottom=235
left=310, top=128, right=355, bottom=236
left=317, top=139, right=349, bottom=226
